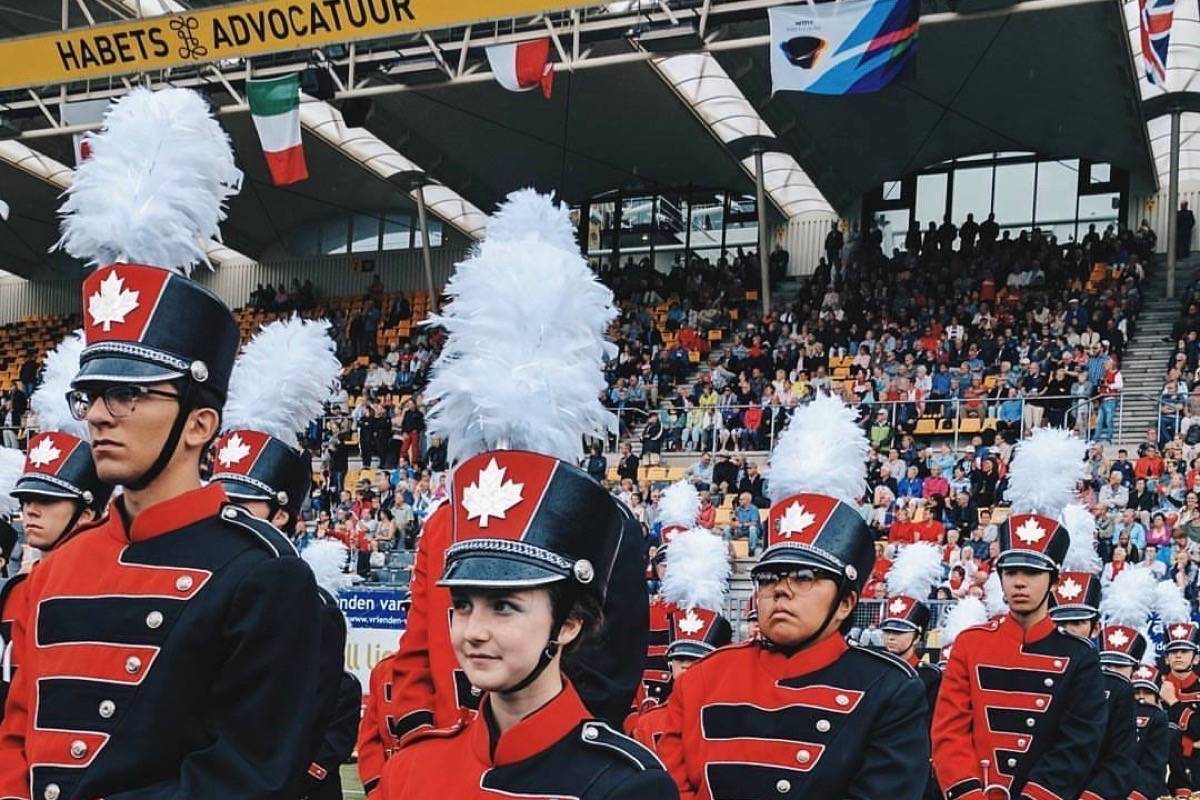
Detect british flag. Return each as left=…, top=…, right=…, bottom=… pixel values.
left=1140, top=0, right=1176, bottom=85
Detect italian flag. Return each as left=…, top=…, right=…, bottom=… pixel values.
left=246, top=74, right=308, bottom=186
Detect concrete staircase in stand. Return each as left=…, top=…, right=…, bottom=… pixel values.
left=1117, top=257, right=1200, bottom=446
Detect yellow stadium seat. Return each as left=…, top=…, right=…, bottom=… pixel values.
left=914, top=419, right=936, bottom=435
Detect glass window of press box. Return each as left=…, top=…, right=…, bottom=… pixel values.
left=282, top=210, right=443, bottom=257
left=864, top=153, right=1127, bottom=254
left=579, top=191, right=760, bottom=273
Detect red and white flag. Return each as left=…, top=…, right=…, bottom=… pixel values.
left=485, top=38, right=555, bottom=99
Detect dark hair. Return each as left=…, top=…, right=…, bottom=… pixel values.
left=547, top=582, right=605, bottom=653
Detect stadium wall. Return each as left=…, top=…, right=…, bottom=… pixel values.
left=0, top=249, right=468, bottom=325
left=776, top=214, right=840, bottom=275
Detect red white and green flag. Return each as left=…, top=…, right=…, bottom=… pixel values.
left=246, top=74, right=308, bottom=186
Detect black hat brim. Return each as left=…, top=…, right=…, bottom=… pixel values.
left=879, top=620, right=921, bottom=633
left=1164, top=642, right=1199, bottom=653
left=214, top=477, right=275, bottom=502
left=1099, top=652, right=1139, bottom=668
left=1048, top=606, right=1099, bottom=623
left=73, top=356, right=184, bottom=387
left=666, top=641, right=715, bottom=661
left=995, top=551, right=1058, bottom=572
left=438, top=552, right=570, bottom=590
left=11, top=476, right=82, bottom=501
left=1131, top=680, right=1160, bottom=694
left=751, top=545, right=846, bottom=580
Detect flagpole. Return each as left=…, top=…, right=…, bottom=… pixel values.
left=389, top=170, right=439, bottom=315
left=1167, top=106, right=1181, bottom=301
left=754, top=147, right=770, bottom=318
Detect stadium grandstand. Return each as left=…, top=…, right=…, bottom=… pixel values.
left=1, top=0, right=1200, bottom=795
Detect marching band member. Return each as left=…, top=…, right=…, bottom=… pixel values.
left=357, top=190, right=648, bottom=797
left=627, top=527, right=732, bottom=748
left=1130, top=662, right=1170, bottom=800
left=932, top=428, right=1106, bottom=800
left=657, top=395, right=930, bottom=798
left=1157, top=579, right=1200, bottom=798
left=638, top=480, right=701, bottom=714
left=0, top=86, right=324, bottom=799
left=377, top=449, right=677, bottom=799
left=212, top=316, right=360, bottom=800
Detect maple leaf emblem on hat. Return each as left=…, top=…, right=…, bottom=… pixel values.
left=217, top=433, right=252, bottom=468
left=1135, top=666, right=1153, bottom=679
left=1014, top=518, right=1047, bottom=545
left=88, top=271, right=140, bottom=332
left=1057, top=577, right=1083, bottom=601
left=889, top=597, right=910, bottom=615
left=778, top=502, right=816, bottom=538
left=462, top=458, right=524, bottom=528
left=1106, top=628, right=1130, bottom=649
left=1173, top=625, right=1191, bottom=640
left=678, top=609, right=705, bottom=635
left=28, top=437, right=61, bottom=468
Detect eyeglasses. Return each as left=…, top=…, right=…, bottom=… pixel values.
left=752, top=567, right=829, bottom=593
left=67, top=385, right=181, bottom=421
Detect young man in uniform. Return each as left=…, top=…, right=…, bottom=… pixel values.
left=657, top=395, right=930, bottom=798
left=0, top=87, right=324, bottom=799
left=933, top=428, right=1106, bottom=800
left=1130, top=663, right=1170, bottom=800
left=1160, top=620, right=1200, bottom=796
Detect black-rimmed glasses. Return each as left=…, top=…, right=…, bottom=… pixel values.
left=67, top=385, right=181, bottom=421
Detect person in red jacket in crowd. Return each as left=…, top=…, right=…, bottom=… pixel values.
left=356, top=191, right=649, bottom=798
left=932, top=428, right=1106, bottom=800
left=626, top=527, right=731, bottom=749
left=377, top=450, right=676, bottom=799
left=657, top=395, right=930, bottom=799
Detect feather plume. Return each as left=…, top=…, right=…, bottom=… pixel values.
left=30, top=331, right=89, bottom=440
left=1004, top=427, right=1086, bottom=517
left=886, top=542, right=943, bottom=599
left=661, top=528, right=730, bottom=612
left=1155, top=579, right=1193, bottom=624
left=0, top=447, right=26, bottom=518
left=984, top=571, right=1008, bottom=617
left=1141, top=643, right=1158, bottom=666
left=424, top=190, right=616, bottom=465
left=1100, top=566, right=1157, bottom=627
left=56, top=87, right=241, bottom=275
left=223, top=317, right=340, bottom=448
left=301, top=539, right=353, bottom=598
left=1059, top=502, right=1101, bottom=574
left=767, top=394, right=868, bottom=504
left=657, top=480, right=699, bottom=530
left=940, top=596, right=988, bottom=648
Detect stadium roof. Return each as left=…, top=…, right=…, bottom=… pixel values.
left=0, top=0, right=1160, bottom=278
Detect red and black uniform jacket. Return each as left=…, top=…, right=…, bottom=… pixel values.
left=299, top=671, right=362, bottom=800
left=378, top=681, right=676, bottom=799
left=363, top=505, right=648, bottom=772
left=633, top=597, right=675, bottom=713
left=1165, top=670, right=1200, bottom=755
left=657, top=634, right=930, bottom=800
left=0, top=485, right=324, bottom=800
left=1132, top=700, right=1169, bottom=800
left=357, top=654, right=402, bottom=799
left=1078, top=669, right=1137, bottom=800
left=914, top=659, right=943, bottom=800
left=627, top=701, right=669, bottom=752
left=931, top=614, right=1106, bottom=800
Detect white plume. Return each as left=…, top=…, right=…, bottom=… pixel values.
left=30, top=331, right=89, bottom=440
left=984, top=570, right=1009, bottom=617
left=940, top=596, right=988, bottom=648
left=1004, top=427, right=1086, bottom=517
left=224, top=317, right=340, bottom=448
left=56, top=87, right=241, bottom=275
left=657, top=480, right=699, bottom=530
left=767, top=394, right=868, bottom=504
left=661, top=528, right=730, bottom=612
left=1155, top=578, right=1192, bottom=624
left=424, top=190, right=617, bottom=465
left=302, top=538, right=353, bottom=598
left=0, top=448, right=26, bottom=518
left=886, top=542, right=943, bottom=599
left=1100, top=566, right=1157, bottom=627
left=1141, top=644, right=1159, bottom=666
left=1059, top=502, right=1101, bottom=574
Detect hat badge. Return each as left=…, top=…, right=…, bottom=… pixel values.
left=1107, top=629, right=1130, bottom=648
left=678, top=609, right=705, bottom=635
left=1057, top=577, right=1083, bottom=601
left=462, top=458, right=524, bottom=528
left=1172, top=624, right=1191, bottom=639
left=28, top=436, right=62, bottom=468
left=778, top=501, right=816, bottom=538
left=573, top=559, right=594, bottom=584
left=888, top=597, right=909, bottom=615
left=88, top=270, right=140, bottom=332
left=217, top=433, right=252, bottom=468
left=1135, top=666, right=1153, bottom=679
left=1014, top=518, right=1047, bottom=545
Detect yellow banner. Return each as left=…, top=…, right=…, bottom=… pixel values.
left=0, top=0, right=598, bottom=91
